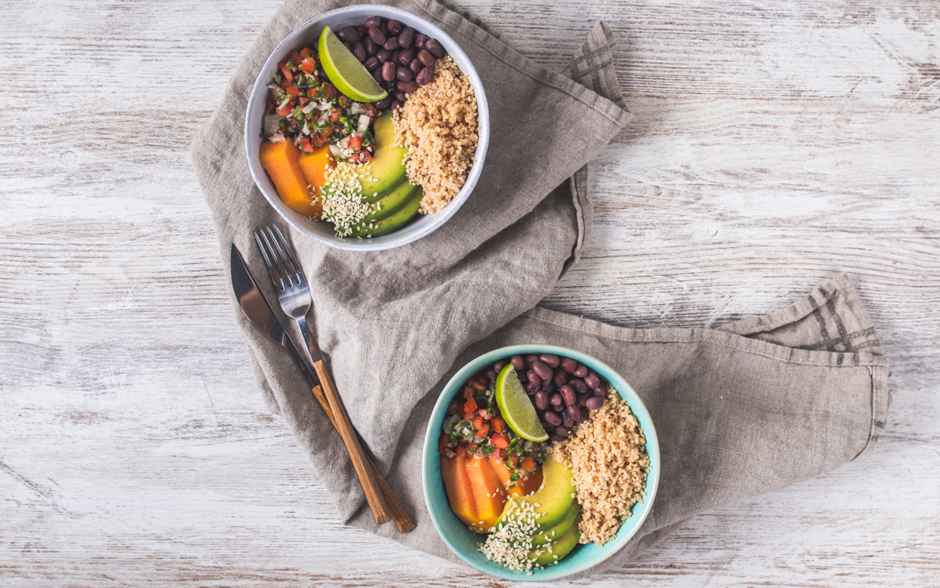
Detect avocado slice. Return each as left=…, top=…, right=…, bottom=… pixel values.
left=359, top=179, right=416, bottom=224
left=530, top=501, right=580, bottom=547
left=359, top=111, right=408, bottom=202
left=496, top=454, right=576, bottom=533
left=527, top=514, right=582, bottom=566
left=350, top=186, right=422, bottom=238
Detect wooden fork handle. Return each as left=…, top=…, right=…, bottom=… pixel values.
left=313, top=360, right=391, bottom=526
left=310, top=384, right=415, bottom=533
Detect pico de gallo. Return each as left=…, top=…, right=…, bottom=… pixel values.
left=439, top=373, right=543, bottom=489
left=263, top=45, right=379, bottom=163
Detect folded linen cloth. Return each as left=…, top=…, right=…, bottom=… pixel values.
left=191, top=0, right=889, bottom=577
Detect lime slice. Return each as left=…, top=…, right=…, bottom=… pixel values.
left=318, top=26, right=388, bottom=103
left=495, top=364, right=549, bottom=443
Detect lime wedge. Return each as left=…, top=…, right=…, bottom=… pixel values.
left=495, top=364, right=549, bottom=443
left=318, top=26, right=388, bottom=103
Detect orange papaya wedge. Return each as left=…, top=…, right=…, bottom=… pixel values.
left=465, top=456, right=506, bottom=531
left=489, top=456, right=543, bottom=497
left=440, top=455, right=478, bottom=530
left=258, top=140, right=322, bottom=217
left=297, top=144, right=335, bottom=206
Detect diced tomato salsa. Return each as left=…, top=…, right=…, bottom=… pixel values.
left=264, top=45, right=376, bottom=162
left=440, top=380, right=543, bottom=488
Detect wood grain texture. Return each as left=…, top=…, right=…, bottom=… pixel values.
left=312, top=362, right=391, bottom=526
left=1, top=0, right=938, bottom=586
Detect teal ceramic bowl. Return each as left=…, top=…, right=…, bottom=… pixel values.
left=422, top=344, right=660, bottom=581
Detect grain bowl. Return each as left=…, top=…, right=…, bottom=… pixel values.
left=422, top=344, right=660, bottom=581
left=245, top=5, right=489, bottom=251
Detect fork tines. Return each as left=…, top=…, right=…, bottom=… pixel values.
left=253, top=225, right=305, bottom=292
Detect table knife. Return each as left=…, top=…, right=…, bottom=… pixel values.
left=230, top=243, right=414, bottom=532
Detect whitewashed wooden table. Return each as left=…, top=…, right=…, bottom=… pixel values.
left=2, top=0, right=938, bottom=585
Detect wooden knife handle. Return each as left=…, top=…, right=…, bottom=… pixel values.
left=311, top=384, right=415, bottom=533
left=313, top=360, right=390, bottom=526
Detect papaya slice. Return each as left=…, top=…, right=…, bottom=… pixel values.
left=440, top=455, right=478, bottom=531
left=297, top=144, right=336, bottom=208
left=488, top=456, right=543, bottom=497
left=465, top=457, right=506, bottom=531
left=259, top=140, right=322, bottom=217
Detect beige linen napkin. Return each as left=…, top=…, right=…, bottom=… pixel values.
left=191, top=0, right=888, bottom=576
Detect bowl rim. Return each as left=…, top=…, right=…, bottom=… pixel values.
left=422, top=344, right=661, bottom=581
left=244, top=4, right=490, bottom=252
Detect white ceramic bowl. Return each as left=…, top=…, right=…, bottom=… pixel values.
left=245, top=5, right=490, bottom=251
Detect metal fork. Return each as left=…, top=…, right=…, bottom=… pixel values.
left=253, top=226, right=318, bottom=359
left=253, top=225, right=393, bottom=526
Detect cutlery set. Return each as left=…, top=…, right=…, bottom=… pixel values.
left=231, top=227, right=413, bottom=532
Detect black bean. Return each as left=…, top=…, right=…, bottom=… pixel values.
left=552, top=403, right=565, bottom=412
left=560, top=358, right=577, bottom=373
left=364, top=16, right=382, bottom=29
left=542, top=381, right=556, bottom=395
left=352, top=42, right=366, bottom=62
left=367, top=26, right=386, bottom=45
left=585, top=372, right=600, bottom=389
left=556, top=425, right=570, bottom=437
left=562, top=409, right=573, bottom=428
left=539, top=354, right=560, bottom=368
left=376, top=49, right=391, bottom=63
left=357, top=24, right=368, bottom=37
left=398, top=26, right=414, bottom=48
left=364, top=38, right=378, bottom=55
left=371, top=68, right=383, bottom=84
left=586, top=396, right=605, bottom=411
left=344, top=41, right=354, bottom=52
left=426, top=38, right=445, bottom=58
left=398, top=48, right=414, bottom=66
left=594, top=386, right=606, bottom=396
left=374, top=96, right=393, bottom=109
left=573, top=364, right=589, bottom=378
left=417, top=49, right=436, bottom=68
left=524, top=381, right=538, bottom=394
left=544, top=411, right=562, bottom=427
left=550, top=433, right=565, bottom=442
left=364, top=56, right=379, bottom=71
left=532, top=360, right=552, bottom=380
left=416, top=66, right=432, bottom=86
left=484, top=368, right=497, bottom=380
left=338, top=26, right=360, bottom=44
left=570, top=379, right=587, bottom=394
left=553, top=369, right=567, bottom=387
left=560, top=385, right=576, bottom=406
left=414, top=33, right=428, bottom=48
left=390, top=99, right=402, bottom=110
left=534, top=391, right=549, bottom=410
left=493, top=360, right=506, bottom=373
left=526, top=369, right=541, bottom=386
left=577, top=392, right=590, bottom=407
left=394, top=90, right=407, bottom=102
left=386, top=19, right=402, bottom=35
left=396, top=66, right=413, bottom=81
left=568, top=405, right=583, bottom=422
left=524, top=355, right=538, bottom=368
left=511, top=355, right=524, bottom=371
left=550, top=392, right=563, bottom=406
left=410, top=59, right=423, bottom=76
left=383, top=36, right=400, bottom=51
left=381, top=61, right=396, bottom=82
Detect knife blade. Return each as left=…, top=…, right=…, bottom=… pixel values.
left=229, top=243, right=415, bottom=532
left=230, top=243, right=320, bottom=388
